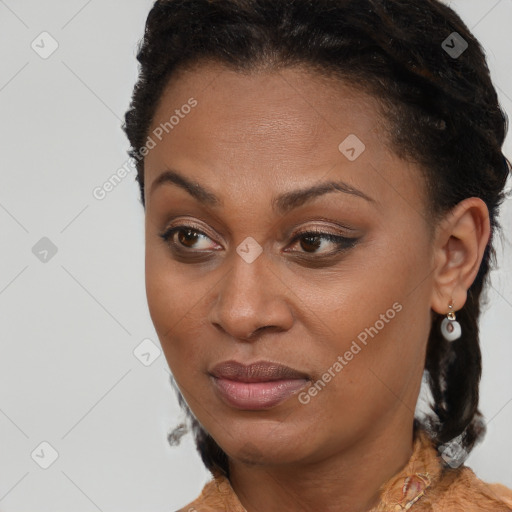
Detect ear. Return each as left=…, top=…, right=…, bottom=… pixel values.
left=430, top=197, right=491, bottom=315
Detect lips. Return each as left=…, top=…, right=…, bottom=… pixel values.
left=209, top=360, right=310, bottom=410
left=210, top=360, right=310, bottom=382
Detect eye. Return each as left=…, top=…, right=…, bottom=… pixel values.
left=286, top=228, right=358, bottom=256
left=159, top=225, right=221, bottom=252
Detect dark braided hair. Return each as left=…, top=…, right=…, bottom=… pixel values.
left=123, top=0, right=511, bottom=478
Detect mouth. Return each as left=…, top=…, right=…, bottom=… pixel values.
left=209, top=360, right=310, bottom=410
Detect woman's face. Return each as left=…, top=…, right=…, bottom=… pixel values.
left=144, top=62, right=436, bottom=466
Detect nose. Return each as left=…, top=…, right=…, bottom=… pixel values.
left=208, top=248, right=294, bottom=341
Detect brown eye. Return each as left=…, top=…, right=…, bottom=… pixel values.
left=299, top=234, right=323, bottom=253
left=159, top=225, right=220, bottom=252
left=177, top=228, right=202, bottom=248
left=287, top=230, right=359, bottom=256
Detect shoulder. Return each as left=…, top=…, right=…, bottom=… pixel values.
left=174, top=479, right=221, bottom=512
left=398, top=428, right=512, bottom=511
left=175, top=474, right=245, bottom=512
left=428, top=465, right=512, bottom=511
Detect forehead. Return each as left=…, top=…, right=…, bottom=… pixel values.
left=149, top=61, right=386, bottom=152
left=144, top=61, right=424, bottom=214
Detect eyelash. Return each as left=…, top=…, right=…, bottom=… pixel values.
left=158, top=224, right=359, bottom=258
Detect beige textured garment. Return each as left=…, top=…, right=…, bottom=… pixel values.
left=177, top=429, right=512, bottom=511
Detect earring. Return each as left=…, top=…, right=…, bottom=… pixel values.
left=440, top=300, right=462, bottom=342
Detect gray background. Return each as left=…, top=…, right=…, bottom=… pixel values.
left=0, top=1, right=511, bottom=511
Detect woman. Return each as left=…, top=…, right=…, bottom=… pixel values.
left=123, top=0, right=512, bottom=510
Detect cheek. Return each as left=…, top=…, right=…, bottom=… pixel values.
left=305, top=230, right=432, bottom=403
left=300, top=304, right=427, bottom=446
left=144, top=241, right=203, bottom=368
left=145, top=223, right=199, bottom=325
left=144, top=238, right=232, bottom=394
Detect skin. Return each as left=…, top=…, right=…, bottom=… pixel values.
left=143, top=61, right=490, bottom=512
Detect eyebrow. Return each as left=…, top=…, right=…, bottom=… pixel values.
left=150, top=169, right=375, bottom=215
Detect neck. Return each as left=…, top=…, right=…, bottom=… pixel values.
left=228, top=419, right=415, bottom=512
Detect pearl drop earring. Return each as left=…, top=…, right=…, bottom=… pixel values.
left=440, top=300, right=462, bottom=342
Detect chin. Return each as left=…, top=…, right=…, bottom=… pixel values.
left=218, top=427, right=311, bottom=467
